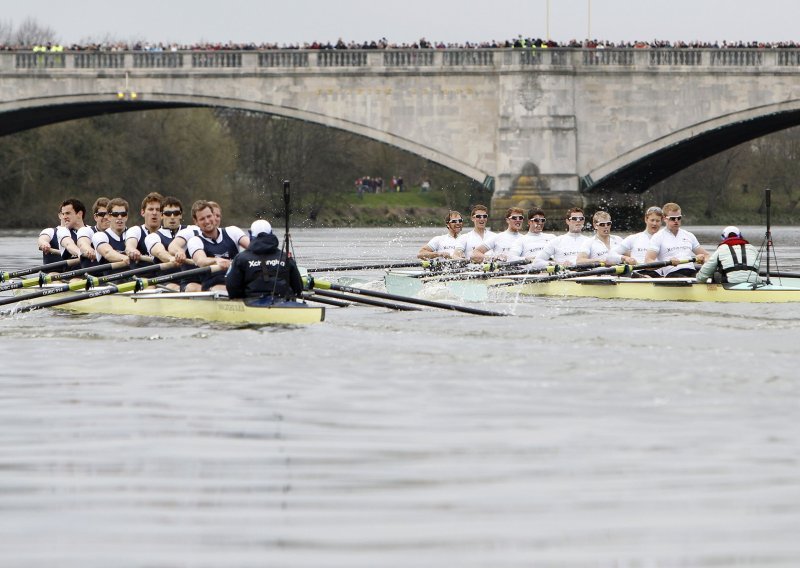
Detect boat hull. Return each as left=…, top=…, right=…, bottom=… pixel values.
left=13, top=289, right=325, bottom=325
left=385, top=270, right=800, bottom=303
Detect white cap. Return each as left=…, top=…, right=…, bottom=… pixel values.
left=250, top=219, right=272, bottom=236
left=722, top=225, right=740, bottom=238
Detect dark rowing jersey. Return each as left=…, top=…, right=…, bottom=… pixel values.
left=91, top=229, right=127, bottom=275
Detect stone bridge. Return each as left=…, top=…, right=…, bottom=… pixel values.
left=3, top=47, right=800, bottom=216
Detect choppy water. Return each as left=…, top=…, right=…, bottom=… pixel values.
left=2, top=226, right=800, bottom=567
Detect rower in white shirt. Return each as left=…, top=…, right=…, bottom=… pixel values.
left=533, top=207, right=590, bottom=269
left=510, top=208, right=555, bottom=260
left=645, top=202, right=709, bottom=277
left=576, top=210, right=634, bottom=266
left=417, top=210, right=464, bottom=259
left=471, top=207, right=526, bottom=262
left=612, top=205, right=664, bottom=277
left=453, top=204, right=495, bottom=262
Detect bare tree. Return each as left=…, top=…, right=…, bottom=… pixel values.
left=13, top=17, right=58, bottom=47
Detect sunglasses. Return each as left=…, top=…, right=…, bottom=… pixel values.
left=163, top=210, right=182, bottom=217
left=473, top=214, right=489, bottom=219
left=448, top=218, right=463, bottom=224
left=530, top=217, right=546, bottom=223
left=568, top=216, right=585, bottom=221
left=109, top=211, right=128, bottom=218
left=509, top=215, right=525, bottom=221
left=94, top=211, right=108, bottom=217
left=666, top=215, right=682, bottom=221
left=596, top=221, right=612, bottom=227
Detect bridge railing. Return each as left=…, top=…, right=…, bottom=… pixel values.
left=6, top=48, right=800, bottom=72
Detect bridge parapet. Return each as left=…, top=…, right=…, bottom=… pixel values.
left=7, top=48, right=800, bottom=72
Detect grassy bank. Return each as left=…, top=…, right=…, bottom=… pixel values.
left=311, top=189, right=451, bottom=227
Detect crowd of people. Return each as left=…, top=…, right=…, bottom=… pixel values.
left=418, top=203, right=762, bottom=283
left=5, top=37, right=800, bottom=52
left=37, top=194, right=303, bottom=301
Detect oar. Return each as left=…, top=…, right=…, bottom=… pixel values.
left=5, top=265, right=217, bottom=316
left=307, top=277, right=507, bottom=316
left=0, top=261, right=173, bottom=308
left=307, top=261, right=426, bottom=273
left=759, top=270, right=800, bottom=279
left=1, top=258, right=81, bottom=282
left=310, top=288, right=421, bottom=311
left=301, top=292, right=353, bottom=308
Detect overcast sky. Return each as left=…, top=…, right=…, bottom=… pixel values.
left=4, top=0, right=800, bottom=46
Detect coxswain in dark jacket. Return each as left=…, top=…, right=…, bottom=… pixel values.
left=225, top=221, right=304, bottom=300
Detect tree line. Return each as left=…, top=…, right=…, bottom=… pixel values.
left=0, top=108, right=486, bottom=229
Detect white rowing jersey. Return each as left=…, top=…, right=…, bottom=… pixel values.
left=534, top=232, right=590, bottom=268
left=486, top=230, right=524, bottom=260
left=454, top=229, right=495, bottom=261
left=423, top=233, right=459, bottom=257
left=511, top=231, right=555, bottom=259
left=580, top=234, right=624, bottom=264
left=647, top=228, right=701, bottom=276
left=614, top=230, right=657, bottom=264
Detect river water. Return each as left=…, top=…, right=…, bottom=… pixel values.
left=1, top=226, right=799, bottom=567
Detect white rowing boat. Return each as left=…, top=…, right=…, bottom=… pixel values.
left=385, top=269, right=800, bottom=303
left=12, top=288, right=325, bottom=325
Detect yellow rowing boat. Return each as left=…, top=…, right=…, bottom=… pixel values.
left=12, top=289, right=325, bottom=325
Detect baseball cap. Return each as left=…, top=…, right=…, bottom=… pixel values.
left=250, top=219, right=272, bottom=236
left=721, top=225, right=740, bottom=238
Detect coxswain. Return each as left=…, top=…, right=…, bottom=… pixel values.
left=225, top=220, right=304, bottom=301
left=696, top=226, right=761, bottom=284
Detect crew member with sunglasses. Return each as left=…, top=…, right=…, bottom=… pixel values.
left=532, top=207, right=590, bottom=269
left=91, top=197, right=131, bottom=274
left=76, top=197, right=111, bottom=268
left=511, top=208, right=555, bottom=260
left=453, top=204, right=495, bottom=262
left=645, top=202, right=709, bottom=277
left=470, top=207, right=526, bottom=262
left=576, top=210, right=633, bottom=266
left=417, top=210, right=464, bottom=260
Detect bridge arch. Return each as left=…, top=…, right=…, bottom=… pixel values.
left=582, top=100, right=800, bottom=193
left=0, top=93, right=488, bottom=182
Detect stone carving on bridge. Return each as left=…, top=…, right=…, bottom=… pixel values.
left=510, top=162, right=550, bottom=198
left=518, top=74, right=543, bottom=113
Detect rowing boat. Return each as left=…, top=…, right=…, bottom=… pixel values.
left=11, top=288, right=325, bottom=325
left=385, top=269, right=800, bottom=303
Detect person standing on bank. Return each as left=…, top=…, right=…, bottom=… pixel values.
left=225, top=220, right=304, bottom=301
left=645, top=202, right=709, bottom=277
left=696, top=226, right=761, bottom=284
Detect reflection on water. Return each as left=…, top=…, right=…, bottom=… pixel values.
left=2, top=227, right=800, bottom=567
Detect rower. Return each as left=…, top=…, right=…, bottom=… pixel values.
left=91, top=197, right=131, bottom=273
left=124, top=192, right=163, bottom=265
left=645, top=202, right=709, bottom=277
left=532, top=207, right=590, bottom=269
left=696, top=226, right=761, bottom=284
left=510, top=208, right=555, bottom=261
left=143, top=196, right=186, bottom=290
left=182, top=200, right=249, bottom=292
left=225, top=220, right=304, bottom=301
left=76, top=197, right=111, bottom=268
left=576, top=211, right=634, bottom=267
left=471, top=207, right=526, bottom=263
left=453, top=204, right=495, bottom=262
left=37, top=199, right=87, bottom=270
left=612, top=205, right=664, bottom=277
left=417, top=211, right=463, bottom=260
